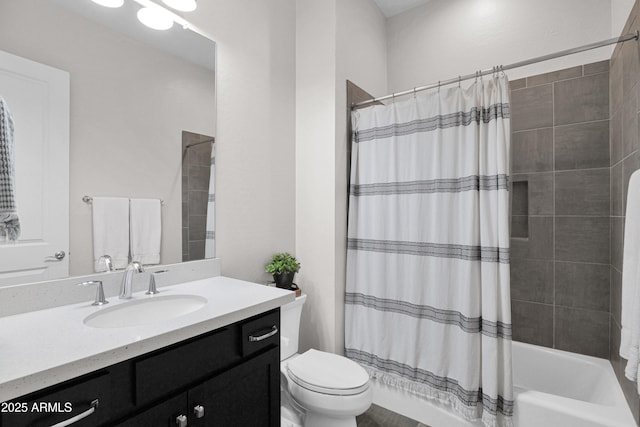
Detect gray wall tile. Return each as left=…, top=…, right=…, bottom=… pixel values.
left=612, top=267, right=622, bottom=326
left=555, top=306, right=610, bottom=358
left=611, top=111, right=624, bottom=166
left=512, top=129, right=553, bottom=173
left=555, top=121, right=610, bottom=170
left=511, top=300, right=553, bottom=347
left=511, top=84, right=553, bottom=131
left=584, top=60, right=609, bottom=76
left=623, top=87, right=638, bottom=158
left=611, top=56, right=624, bottom=116
left=612, top=161, right=624, bottom=216
left=622, top=36, right=640, bottom=96
left=623, top=152, right=640, bottom=213
left=612, top=216, right=625, bottom=272
left=555, top=169, right=610, bottom=216
left=511, top=181, right=529, bottom=215
left=526, top=66, right=582, bottom=87
left=511, top=216, right=528, bottom=238
left=555, top=216, right=610, bottom=263
left=511, top=216, right=554, bottom=260
left=510, top=78, right=526, bottom=91
left=554, top=73, right=609, bottom=126
left=512, top=173, right=553, bottom=216
left=555, top=262, right=610, bottom=311
left=188, top=215, right=207, bottom=240
left=510, top=259, right=554, bottom=304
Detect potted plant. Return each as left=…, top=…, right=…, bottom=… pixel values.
left=265, top=252, right=301, bottom=289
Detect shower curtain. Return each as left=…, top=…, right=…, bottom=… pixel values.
left=345, top=74, right=513, bottom=427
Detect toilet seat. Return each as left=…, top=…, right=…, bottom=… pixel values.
left=286, top=349, right=370, bottom=396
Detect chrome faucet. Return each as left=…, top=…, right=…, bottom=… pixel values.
left=120, top=261, right=144, bottom=299
left=78, top=280, right=108, bottom=306
left=98, top=255, right=115, bottom=272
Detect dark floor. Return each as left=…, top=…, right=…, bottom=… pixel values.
left=356, top=404, right=430, bottom=427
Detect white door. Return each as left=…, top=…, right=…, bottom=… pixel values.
left=0, top=50, right=69, bottom=286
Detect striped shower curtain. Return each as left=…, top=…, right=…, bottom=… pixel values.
left=345, top=74, right=513, bottom=427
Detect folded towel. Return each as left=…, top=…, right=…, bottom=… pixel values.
left=621, top=169, right=640, bottom=384
left=92, top=197, right=130, bottom=271
left=0, top=96, right=20, bottom=241
left=130, top=198, right=161, bottom=265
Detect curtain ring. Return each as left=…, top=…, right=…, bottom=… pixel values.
left=413, top=87, right=417, bottom=98
left=438, top=81, right=441, bottom=92
left=458, top=76, right=461, bottom=87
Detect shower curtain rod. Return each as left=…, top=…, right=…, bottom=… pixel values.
left=184, top=137, right=215, bottom=150
left=352, top=31, right=639, bottom=109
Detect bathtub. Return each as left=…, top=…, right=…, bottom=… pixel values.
left=370, top=341, right=636, bottom=427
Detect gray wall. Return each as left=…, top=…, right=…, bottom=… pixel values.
left=509, top=61, right=611, bottom=358
left=610, top=0, right=640, bottom=422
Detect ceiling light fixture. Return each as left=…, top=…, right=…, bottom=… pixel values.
left=137, top=5, right=174, bottom=30
left=91, top=0, right=125, bottom=8
left=162, top=0, right=197, bottom=12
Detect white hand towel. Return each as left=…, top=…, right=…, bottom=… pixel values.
left=621, top=169, right=640, bottom=384
left=130, top=198, right=161, bottom=265
left=92, top=197, right=130, bottom=271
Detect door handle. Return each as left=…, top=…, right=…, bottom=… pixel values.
left=45, top=250, right=66, bottom=262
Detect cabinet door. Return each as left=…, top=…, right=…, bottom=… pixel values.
left=188, top=347, right=280, bottom=427
left=0, top=372, right=110, bottom=427
left=114, top=393, right=187, bottom=427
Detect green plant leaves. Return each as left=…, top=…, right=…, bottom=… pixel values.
left=265, top=252, right=300, bottom=274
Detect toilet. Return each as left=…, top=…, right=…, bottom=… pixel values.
left=280, top=294, right=372, bottom=427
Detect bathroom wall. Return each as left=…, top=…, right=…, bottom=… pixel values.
left=386, top=0, right=614, bottom=92
left=610, top=0, right=640, bottom=421
left=179, top=0, right=297, bottom=283
left=508, top=62, right=611, bottom=358
left=295, top=0, right=387, bottom=354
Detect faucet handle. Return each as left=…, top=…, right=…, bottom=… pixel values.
left=98, top=255, right=115, bottom=272
left=78, top=280, right=109, bottom=306
left=146, top=270, right=168, bottom=295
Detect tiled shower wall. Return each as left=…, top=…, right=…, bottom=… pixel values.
left=182, top=131, right=213, bottom=261
left=610, top=0, right=640, bottom=421
left=509, top=61, right=612, bottom=358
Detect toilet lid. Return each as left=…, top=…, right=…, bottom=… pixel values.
left=286, top=349, right=370, bottom=396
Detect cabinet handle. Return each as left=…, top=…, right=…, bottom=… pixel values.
left=248, top=325, right=278, bottom=342
left=175, top=414, right=188, bottom=427
left=50, top=399, right=98, bottom=427
left=193, top=404, right=205, bottom=418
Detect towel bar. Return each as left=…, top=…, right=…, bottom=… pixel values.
left=82, top=195, right=165, bottom=205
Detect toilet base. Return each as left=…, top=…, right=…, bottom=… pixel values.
left=304, top=412, right=356, bottom=427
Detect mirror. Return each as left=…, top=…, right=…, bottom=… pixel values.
left=0, top=0, right=216, bottom=286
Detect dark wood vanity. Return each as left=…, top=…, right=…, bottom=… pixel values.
left=0, top=309, right=280, bottom=427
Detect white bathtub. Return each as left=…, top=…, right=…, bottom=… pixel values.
left=370, top=341, right=636, bottom=427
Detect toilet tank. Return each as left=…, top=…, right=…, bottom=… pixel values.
left=280, top=294, right=306, bottom=360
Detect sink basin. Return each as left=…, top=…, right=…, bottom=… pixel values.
left=83, top=294, right=208, bottom=328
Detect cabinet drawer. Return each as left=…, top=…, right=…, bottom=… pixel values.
left=1, top=372, right=110, bottom=427
left=241, top=309, right=280, bottom=358
left=134, top=326, right=237, bottom=406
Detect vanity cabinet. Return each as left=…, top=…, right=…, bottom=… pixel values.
left=1, top=309, right=281, bottom=427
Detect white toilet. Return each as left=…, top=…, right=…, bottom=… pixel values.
left=280, top=294, right=372, bottom=427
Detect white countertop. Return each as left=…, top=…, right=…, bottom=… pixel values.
left=0, top=276, right=295, bottom=402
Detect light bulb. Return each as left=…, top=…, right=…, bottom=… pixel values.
left=137, top=6, right=174, bottom=31
left=162, top=0, right=197, bottom=12
left=91, top=0, right=124, bottom=7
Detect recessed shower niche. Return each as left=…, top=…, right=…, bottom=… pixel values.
left=511, top=180, right=529, bottom=239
